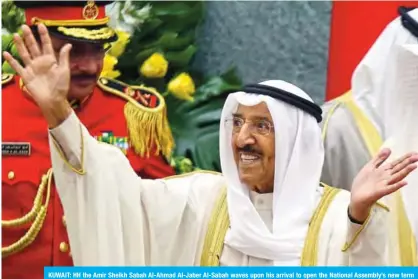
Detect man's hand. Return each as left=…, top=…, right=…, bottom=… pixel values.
left=3, top=24, right=72, bottom=128
left=349, top=148, right=418, bottom=222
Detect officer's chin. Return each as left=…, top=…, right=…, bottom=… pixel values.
left=68, top=81, right=95, bottom=100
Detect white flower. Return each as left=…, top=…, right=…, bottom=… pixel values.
left=106, top=1, right=152, bottom=35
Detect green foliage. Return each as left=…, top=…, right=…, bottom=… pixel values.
left=2, top=0, right=24, bottom=34
left=167, top=68, right=242, bottom=171
left=2, top=1, right=24, bottom=74
left=2, top=33, right=19, bottom=74
left=170, top=156, right=194, bottom=174
left=117, top=1, right=204, bottom=85
left=2, top=35, right=11, bottom=70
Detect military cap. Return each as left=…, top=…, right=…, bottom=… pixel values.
left=14, top=1, right=118, bottom=44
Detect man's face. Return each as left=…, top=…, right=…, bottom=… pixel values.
left=51, top=36, right=105, bottom=100
left=231, top=102, right=275, bottom=193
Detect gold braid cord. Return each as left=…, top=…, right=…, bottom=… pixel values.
left=57, top=26, right=115, bottom=40
left=2, top=169, right=53, bottom=258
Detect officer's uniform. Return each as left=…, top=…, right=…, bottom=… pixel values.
left=2, top=2, right=175, bottom=278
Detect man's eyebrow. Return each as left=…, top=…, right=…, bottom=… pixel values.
left=253, top=116, right=270, bottom=121
left=232, top=113, right=242, bottom=118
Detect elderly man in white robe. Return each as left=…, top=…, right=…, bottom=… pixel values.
left=4, top=23, right=418, bottom=266
left=320, top=7, right=418, bottom=265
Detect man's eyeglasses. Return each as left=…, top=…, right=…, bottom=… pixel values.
left=224, top=116, right=274, bottom=135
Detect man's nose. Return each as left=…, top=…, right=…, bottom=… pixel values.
left=236, top=124, right=256, bottom=148
left=72, top=55, right=100, bottom=73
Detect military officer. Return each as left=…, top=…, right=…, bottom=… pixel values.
left=2, top=1, right=175, bottom=278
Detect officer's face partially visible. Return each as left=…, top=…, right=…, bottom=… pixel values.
left=51, top=36, right=105, bottom=100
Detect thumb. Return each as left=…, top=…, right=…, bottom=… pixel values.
left=372, top=148, right=392, bottom=168
left=58, top=44, right=72, bottom=69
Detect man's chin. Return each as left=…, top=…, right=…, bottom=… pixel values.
left=238, top=167, right=260, bottom=184
left=69, top=82, right=95, bottom=99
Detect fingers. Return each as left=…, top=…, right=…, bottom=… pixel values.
left=379, top=181, right=408, bottom=197
left=390, top=153, right=418, bottom=174
left=3, top=51, right=25, bottom=77
left=11, top=24, right=44, bottom=66
left=13, top=33, right=32, bottom=66
left=58, top=44, right=72, bottom=70
left=372, top=148, right=391, bottom=168
left=387, top=163, right=417, bottom=185
left=38, top=24, right=54, bottom=56
left=21, top=25, right=41, bottom=59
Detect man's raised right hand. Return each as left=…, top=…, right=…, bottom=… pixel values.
left=3, top=24, right=73, bottom=128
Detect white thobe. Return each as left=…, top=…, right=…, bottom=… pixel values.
left=319, top=92, right=417, bottom=265
left=48, top=112, right=391, bottom=266
left=320, top=92, right=373, bottom=191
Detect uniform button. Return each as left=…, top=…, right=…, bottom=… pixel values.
left=62, top=216, right=66, bottom=227
left=8, top=171, right=15, bottom=180
left=59, top=242, right=69, bottom=253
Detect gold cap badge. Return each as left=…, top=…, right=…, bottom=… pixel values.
left=83, top=0, right=99, bottom=20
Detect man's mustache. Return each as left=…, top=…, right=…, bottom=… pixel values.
left=71, top=74, right=97, bottom=81
left=238, top=145, right=262, bottom=155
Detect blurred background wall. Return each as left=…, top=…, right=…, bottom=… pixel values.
left=193, top=1, right=332, bottom=104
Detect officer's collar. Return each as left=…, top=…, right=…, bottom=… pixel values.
left=69, top=95, right=92, bottom=110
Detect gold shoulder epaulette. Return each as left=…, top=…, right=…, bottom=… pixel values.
left=2, top=73, right=14, bottom=86
left=97, top=77, right=174, bottom=159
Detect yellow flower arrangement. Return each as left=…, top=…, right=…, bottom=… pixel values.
left=108, top=30, right=130, bottom=58
left=100, top=54, right=121, bottom=79
left=139, top=53, right=168, bottom=78
left=167, top=72, right=196, bottom=102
